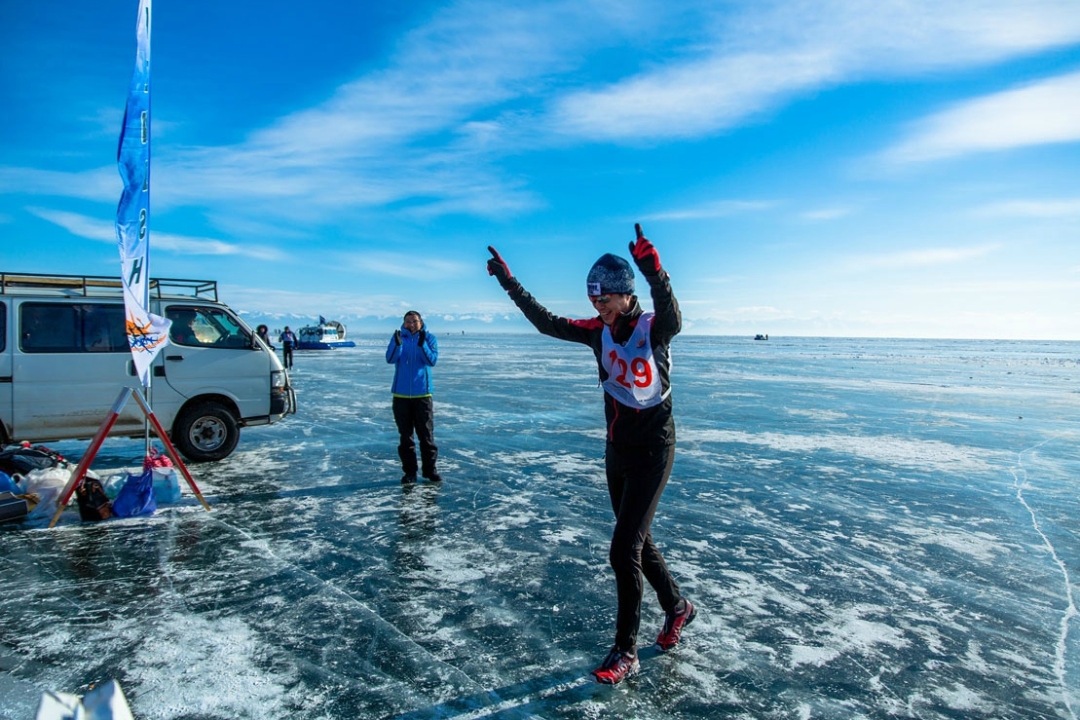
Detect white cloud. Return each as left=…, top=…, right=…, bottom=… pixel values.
left=800, top=207, right=853, bottom=221
left=339, top=251, right=471, bottom=280
left=143, top=0, right=615, bottom=220
left=27, top=208, right=287, bottom=261
left=550, top=0, right=1080, bottom=141
left=27, top=208, right=115, bottom=242
left=842, top=245, right=997, bottom=272
left=972, top=197, right=1080, bottom=218
left=116, top=0, right=1080, bottom=219
left=645, top=199, right=775, bottom=221
left=7, top=0, right=1080, bottom=224
left=0, top=166, right=116, bottom=202
left=882, top=70, right=1080, bottom=163
left=552, top=49, right=841, bottom=140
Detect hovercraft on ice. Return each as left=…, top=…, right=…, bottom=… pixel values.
left=297, top=317, right=356, bottom=349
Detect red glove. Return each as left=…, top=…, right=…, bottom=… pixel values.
left=629, top=223, right=661, bottom=276
left=487, top=246, right=516, bottom=289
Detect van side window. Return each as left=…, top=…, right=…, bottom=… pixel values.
left=0, top=303, right=6, bottom=352
left=20, top=303, right=129, bottom=353
left=21, top=304, right=78, bottom=352
left=83, top=304, right=129, bottom=352
left=166, top=306, right=250, bottom=349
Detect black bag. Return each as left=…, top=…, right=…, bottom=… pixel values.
left=76, top=477, right=113, bottom=521
left=0, top=492, right=29, bottom=524
left=0, top=444, right=68, bottom=476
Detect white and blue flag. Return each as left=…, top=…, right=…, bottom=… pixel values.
left=116, top=0, right=170, bottom=386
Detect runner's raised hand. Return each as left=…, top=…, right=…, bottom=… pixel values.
left=629, top=223, right=662, bottom=276
left=487, top=246, right=517, bottom=290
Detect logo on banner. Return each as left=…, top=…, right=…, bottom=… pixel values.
left=126, top=313, right=169, bottom=355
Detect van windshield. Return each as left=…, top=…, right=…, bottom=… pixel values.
left=166, top=306, right=250, bottom=349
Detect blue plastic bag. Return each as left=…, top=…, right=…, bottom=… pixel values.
left=0, top=471, right=18, bottom=494
left=111, top=470, right=157, bottom=518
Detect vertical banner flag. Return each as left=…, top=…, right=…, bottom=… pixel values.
left=117, top=0, right=170, bottom=387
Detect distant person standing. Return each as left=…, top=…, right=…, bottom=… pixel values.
left=385, top=311, right=441, bottom=483
left=486, top=224, right=694, bottom=685
left=255, top=324, right=275, bottom=350
left=279, top=326, right=298, bottom=369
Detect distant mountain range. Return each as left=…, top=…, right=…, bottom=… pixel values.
left=235, top=310, right=772, bottom=337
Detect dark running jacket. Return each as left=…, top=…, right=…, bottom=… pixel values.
left=505, top=269, right=680, bottom=447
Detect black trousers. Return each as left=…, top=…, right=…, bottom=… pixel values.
left=282, top=344, right=294, bottom=368
left=393, top=396, right=438, bottom=477
left=606, top=441, right=681, bottom=652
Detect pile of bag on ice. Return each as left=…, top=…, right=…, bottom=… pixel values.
left=92, top=447, right=183, bottom=520
left=0, top=443, right=71, bottom=525
left=0, top=442, right=184, bottom=526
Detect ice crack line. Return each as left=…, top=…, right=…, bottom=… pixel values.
left=1011, top=441, right=1077, bottom=720
left=206, top=513, right=490, bottom=697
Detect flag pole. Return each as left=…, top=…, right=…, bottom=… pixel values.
left=142, top=0, right=153, bottom=460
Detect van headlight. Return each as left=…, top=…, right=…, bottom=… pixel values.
left=271, top=370, right=286, bottom=389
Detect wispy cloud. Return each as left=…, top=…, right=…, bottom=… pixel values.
left=27, top=208, right=287, bottom=260
left=6, top=0, right=1080, bottom=227
left=113, top=0, right=1080, bottom=223
left=881, top=70, right=1080, bottom=164
left=550, top=0, right=1080, bottom=141
left=551, top=49, right=841, bottom=140
left=972, top=197, right=1080, bottom=218
left=339, top=251, right=471, bottom=280
left=0, top=167, right=117, bottom=203
left=800, top=207, right=854, bottom=221
left=644, top=199, right=775, bottom=221
left=146, top=1, right=618, bottom=221
left=842, top=245, right=997, bottom=272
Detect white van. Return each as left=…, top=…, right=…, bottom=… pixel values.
left=0, top=273, right=296, bottom=462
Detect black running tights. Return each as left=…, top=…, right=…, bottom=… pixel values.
left=605, top=441, right=681, bottom=652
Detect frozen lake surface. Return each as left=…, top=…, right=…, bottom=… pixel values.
left=2, top=335, right=1079, bottom=719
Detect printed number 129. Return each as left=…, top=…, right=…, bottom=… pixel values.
left=609, top=351, right=652, bottom=388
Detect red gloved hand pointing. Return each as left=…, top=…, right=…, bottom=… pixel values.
left=629, top=223, right=661, bottom=276
left=487, top=246, right=517, bottom=290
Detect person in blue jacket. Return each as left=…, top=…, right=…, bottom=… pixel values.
left=386, top=311, right=441, bottom=483
left=278, top=326, right=298, bottom=369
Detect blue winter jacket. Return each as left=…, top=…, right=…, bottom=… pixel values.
left=385, top=327, right=438, bottom=397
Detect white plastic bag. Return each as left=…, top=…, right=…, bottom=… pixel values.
left=152, top=467, right=182, bottom=503
left=21, top=467, right=72, bottom=496
left=20, top=468, right=72, bottom=521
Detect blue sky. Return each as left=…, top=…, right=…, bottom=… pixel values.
left=2, top=1, right=1079, bottom=339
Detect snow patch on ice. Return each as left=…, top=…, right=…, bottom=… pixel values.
left=680, top=428, right=999, bottom=472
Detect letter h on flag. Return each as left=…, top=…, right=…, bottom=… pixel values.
left=117, top=0, right=171, bottom=387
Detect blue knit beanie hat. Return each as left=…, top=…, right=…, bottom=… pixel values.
left=586, top=253, right=635, bottom=296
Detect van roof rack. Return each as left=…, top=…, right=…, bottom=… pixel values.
left=0, top=272, right=218, bottom=301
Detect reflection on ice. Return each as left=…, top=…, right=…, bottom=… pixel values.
left=1, top=336, right=1078, bottom=719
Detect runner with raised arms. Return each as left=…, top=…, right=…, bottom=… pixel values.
left=487, top=223, right=696, bottom=685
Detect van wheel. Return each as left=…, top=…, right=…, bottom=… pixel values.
left=173, top=402, right=240, bottom=462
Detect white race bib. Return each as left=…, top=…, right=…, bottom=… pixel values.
left=600, top=313, right=668, bottom=408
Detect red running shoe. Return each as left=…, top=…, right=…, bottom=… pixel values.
left=591, top=646, right=640, bottom=684
left=656, top=599, right=696, bottom=651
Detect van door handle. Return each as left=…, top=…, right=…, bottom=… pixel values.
left=165, top=355, right=184, bottom=361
